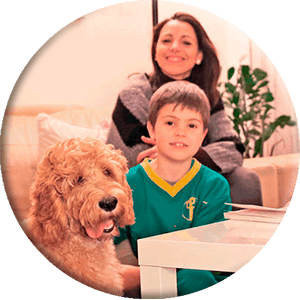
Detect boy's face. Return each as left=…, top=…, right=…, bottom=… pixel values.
left=147, top=103, right=208, bottom=164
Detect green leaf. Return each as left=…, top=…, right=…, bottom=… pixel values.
left=254, top=138, right=263, bottom=157
left=244, top=83, right=254, bottom=93
left=225, top=82, right=236, bottom=94
left=257, top=80, right=269, bottom=89
left=241, top=65, right=250, bottom=78
left=228, top=67, right=235, bottom=80
left=263, top=104, right=274, bottom=116
left=241, top=66, right=262, bottom=93
left=233, top=108, right=241, bottom=119
left=249, top=92, right=260, bottom=99
left=232, top=91, right=240, bottom=105
left=232, top=120, right=240, bottom=134
left=250, top=100, right=261, bottom=107
left=242, top=110, right=256, bottom=122
left=262, top=115, right=296, bottom=141
left=253, top=68, right=267, bottom=81
left=274, top=115, right=297, bottom=128
left=248, top=129, right=261, bottom=136
left=262, top=91, right=274, bottom=102
left=288, top=120, right=297, bottom=126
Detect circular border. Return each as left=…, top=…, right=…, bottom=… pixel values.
left=1, top=1, right=299, bottom=299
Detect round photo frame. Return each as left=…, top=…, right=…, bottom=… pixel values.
left=1, top=1, right=299, bottom=299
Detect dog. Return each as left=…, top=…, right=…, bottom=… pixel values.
left=27, top=138, right=135, bottom=296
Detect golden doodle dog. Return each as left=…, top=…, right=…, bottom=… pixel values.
left=27, top=138, right=135, bottom=296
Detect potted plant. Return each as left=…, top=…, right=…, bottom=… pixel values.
left=219, top=65, right=296, bottom=158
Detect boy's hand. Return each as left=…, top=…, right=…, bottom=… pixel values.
left=136, top=136, right=158, bottom=164
left=119, top=264, right=140, bottom=291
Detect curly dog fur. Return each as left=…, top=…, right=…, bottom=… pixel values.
left=28, top=138, right=135, bottom=296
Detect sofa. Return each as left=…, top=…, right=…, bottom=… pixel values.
left=1, top=105, right=299, bottom=224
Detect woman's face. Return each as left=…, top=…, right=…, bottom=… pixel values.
left=155, top=20, right=203, bottom=80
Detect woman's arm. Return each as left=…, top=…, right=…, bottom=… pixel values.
left=106, top=73, right=153, bottom=168
left=199, top=99, right=245, bottom=174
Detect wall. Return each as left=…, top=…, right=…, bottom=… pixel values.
left=7, top=0, right=298, bottom=155
left=250, top=39, right=298, bottom=156
left=9, top=1, right=153, bottom=113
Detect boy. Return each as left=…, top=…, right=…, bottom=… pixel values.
left=115, top=81, right=231, bottom=296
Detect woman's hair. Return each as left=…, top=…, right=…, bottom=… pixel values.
left=150, top=12, right=221, bottom=109
left=149, top=81, right=211, bottom=130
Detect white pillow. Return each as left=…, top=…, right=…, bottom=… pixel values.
left=36, top=113, right=110, bottom=161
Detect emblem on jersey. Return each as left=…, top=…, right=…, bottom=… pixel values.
left=182, top=197, right=197, bottom=221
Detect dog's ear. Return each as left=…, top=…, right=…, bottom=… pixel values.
left=110, top=148, right=135, bottom=226
left=119, top=180, right=135, bottom=227
left=29, top=181, right=69, bottom=245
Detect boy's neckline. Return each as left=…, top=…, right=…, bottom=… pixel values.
left=141, top=158, right=201, bottom=197
left=148, top=157, right=195, bottom=183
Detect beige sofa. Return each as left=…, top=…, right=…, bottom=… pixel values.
left=1, top=106, right=299, bottom=224
left=244, top=153, right=299, bottom=208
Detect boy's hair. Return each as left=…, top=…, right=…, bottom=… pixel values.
left=149, top=81, right=211, bottom=130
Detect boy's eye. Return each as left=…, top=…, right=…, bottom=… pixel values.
left=189, top=124, right=197, bottom=129
left=166, top=121, right=174, bottom=126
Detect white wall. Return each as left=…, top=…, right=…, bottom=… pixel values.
left=9, top=1, right=153, bottom=112
left=250, top=39, right=299, bottom=156
left=7, top=0, right=253, bottom=110
left=7, top=0, right=298, bottom=155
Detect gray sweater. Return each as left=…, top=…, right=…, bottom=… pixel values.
left=106, top=73, right=244, bottom=173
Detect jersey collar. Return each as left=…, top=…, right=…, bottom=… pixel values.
left=141, top=158, right=201, bottom=197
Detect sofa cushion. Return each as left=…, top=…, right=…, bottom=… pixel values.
left=37, top=112, right=110, bottom=161
left=1, top=115, right=40, bottom=221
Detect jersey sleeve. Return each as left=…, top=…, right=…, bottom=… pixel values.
left=114, top=225, right=130, bottom=245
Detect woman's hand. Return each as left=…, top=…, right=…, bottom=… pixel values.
left=136, top=136, right=158, bottom=164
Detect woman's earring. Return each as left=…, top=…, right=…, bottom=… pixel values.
left=196, top=60, right=201, bottom=65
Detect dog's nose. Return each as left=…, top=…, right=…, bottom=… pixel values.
left=99, top=196, right=118, bottom=212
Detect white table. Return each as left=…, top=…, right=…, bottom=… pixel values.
left=137, top=220, right=279, bottom=298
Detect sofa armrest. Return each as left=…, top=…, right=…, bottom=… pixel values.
left=243, top=158, right=279, bottom=208
left=262, top=153, right=299, bottom=207
left=243, top=153, right=299, bottom=208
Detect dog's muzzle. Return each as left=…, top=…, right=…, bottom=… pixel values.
left=83, top=196, right=119, bottom=240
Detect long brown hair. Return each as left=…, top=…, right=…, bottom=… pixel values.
left=150, top=12, right=221, bottom=109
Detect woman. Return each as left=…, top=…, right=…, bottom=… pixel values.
left=107, top=12, right=262, bottom=206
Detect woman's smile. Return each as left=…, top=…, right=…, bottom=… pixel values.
left=166, top=55, right=185, bottom=62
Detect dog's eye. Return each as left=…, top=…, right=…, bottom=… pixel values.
left=77, top=176, right=85, bottom=184
left=103, top=169, right=111, bottom=176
